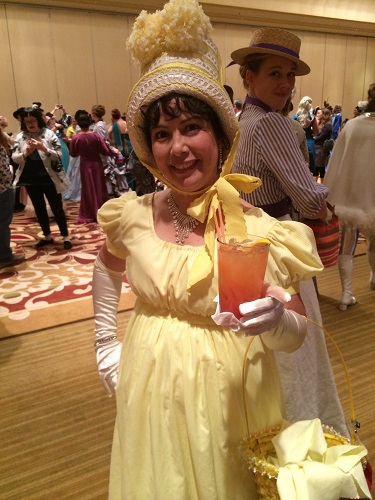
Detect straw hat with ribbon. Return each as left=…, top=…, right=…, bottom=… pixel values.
left=126, top=0, right=262, bottom=291
left=231, top=27, right=310, bottom=76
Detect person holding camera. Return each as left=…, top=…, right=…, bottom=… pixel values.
left=50, top=103, right=73, bottom=132
left=12, top=107, right=72, bottom=249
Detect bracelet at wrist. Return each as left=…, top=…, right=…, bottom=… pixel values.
left=94, top=335, right=117, bottom=348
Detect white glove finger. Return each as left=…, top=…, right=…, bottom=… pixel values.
left=241, top=300, right=285, bottom=336
left=111, top=370, right=118, bottom=390
left=239, top=297, right=276, bottom=316
left=101, top=374, right=116, bottom=397
left=240, top=309, right=280, bottom=328
left=100, top=363, right=119, bottom=395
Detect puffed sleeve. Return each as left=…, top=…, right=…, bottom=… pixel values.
left=244, top=207, right=323, bottom=293
left=97, top=191, right=138, bottom=259
left=264, top=219, right=323, bottom=292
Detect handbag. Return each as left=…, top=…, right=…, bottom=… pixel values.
left=49, top=142, right=64, bottom=172
left=302, top=202, right=340, bottom=267
left=323, top=138, right=334, bottom=153
left=51, top=157, right=64, bottom=172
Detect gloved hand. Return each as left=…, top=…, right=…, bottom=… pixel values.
left=92, top=254, right=123, bottom=396
left=212, top=284, right=290, bottom=334
left=238, top=284, right=290, bottom=336
left=95, top=339, right=122, bottom=397
left=211, top=284, right=307, bottom=352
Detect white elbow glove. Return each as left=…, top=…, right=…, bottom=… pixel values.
left=212, top=285, right=306, bottom=349
left=260, top=307, right=307, bottom=352
left=92, top=255, right=123, bottom=396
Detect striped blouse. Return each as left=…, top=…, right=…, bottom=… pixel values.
left=233, top=104, right=328, bottom=218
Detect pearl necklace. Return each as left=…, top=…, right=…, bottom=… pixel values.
left=167, top=193, right=198, bottom=245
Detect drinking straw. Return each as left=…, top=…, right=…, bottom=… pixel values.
left=217, top=204, right=226, bottom=242
left=212, top=205, right=226, bottom=243
left=212, top=206, right=221, bottom=238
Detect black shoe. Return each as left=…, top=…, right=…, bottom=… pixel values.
left=64, top=240, right=72, bottom=250
left=35, top=238, right=54, bottom=248
left=0, top=254, right=26, bottom=269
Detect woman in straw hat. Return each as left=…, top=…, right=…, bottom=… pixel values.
left=91, top=2, right=332, bottom=497
left=231, top=28, right=347, bottom=437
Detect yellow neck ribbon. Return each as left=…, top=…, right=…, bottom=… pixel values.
left=186, top=133, right=261, bottom=290
left=141, top=132, right=262, bottom=291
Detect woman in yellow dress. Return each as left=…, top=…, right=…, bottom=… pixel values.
left=91, top=1, right=326, bottom=497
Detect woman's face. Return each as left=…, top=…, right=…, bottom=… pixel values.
left=24, top=115, right=39, bottom=133
left=48, top=119, right=56, bottom=129
left=151, top=100, right=219, bottom=193
left=316, top=109, right=323, bottom=121
left=246, top=55, right=296, bottom=111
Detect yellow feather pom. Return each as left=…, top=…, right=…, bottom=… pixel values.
left=127, top=0, right=212, bottom=70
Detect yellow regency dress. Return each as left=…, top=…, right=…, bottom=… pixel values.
left=98, top=191, right=323, bottom=499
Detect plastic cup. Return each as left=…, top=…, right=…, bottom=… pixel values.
left=217, top=234, right=270, bottom=319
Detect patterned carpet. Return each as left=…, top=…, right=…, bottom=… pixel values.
left=0, top=202, right=136, bottom=338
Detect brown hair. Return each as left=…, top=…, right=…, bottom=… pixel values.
left=111, top=108, right=121, bottom=120
left=91, top=104, right=105, bottom=119
left=239, top=54, right=269, bottom=90
left=319, top=107, right=332, bottom=125
left=142, top=92, right=230, bottom=158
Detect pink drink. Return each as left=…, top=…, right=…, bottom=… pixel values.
left=218, top=236, right=270, bottom=319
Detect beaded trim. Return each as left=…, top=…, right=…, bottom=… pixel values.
left=167, top=193, right=198, bottom=245
left=94, top=335, right=117, bottom=348
left=126, top=68, right=238, bottom=171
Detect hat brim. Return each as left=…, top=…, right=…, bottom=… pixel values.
left=12, top=107, right=25, bottom=119
left=230, top=47, right=310, bottom=76
left=127, top=67, right=238, bottom=174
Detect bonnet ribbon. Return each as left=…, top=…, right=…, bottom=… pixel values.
left=139, top=132, right=262, bottom=292
left=186, top=133, right=261, bottom=291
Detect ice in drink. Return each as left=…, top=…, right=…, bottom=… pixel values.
left=218, top=235, right=270, bottom=319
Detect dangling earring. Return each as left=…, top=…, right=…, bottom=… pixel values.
left=218, top=145, right=223, bottom=171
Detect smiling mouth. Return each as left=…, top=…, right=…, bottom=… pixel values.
left=171, top=160, right=197, bottom=171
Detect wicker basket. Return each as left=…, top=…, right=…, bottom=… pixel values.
left=239, top=423, right=351, bottom=500
left=240, top=319, right=368, bottom=500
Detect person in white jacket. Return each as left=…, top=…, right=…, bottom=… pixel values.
left=324, top=82, right=375, bottom=310
left=12, top=107, right=72, bottom=249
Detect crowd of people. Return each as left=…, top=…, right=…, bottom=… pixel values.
left=0, top=102, right=159, bottom=266
left=1, top=84, right=366, bottom=267
left=1, top=1, right=373, bottom=497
